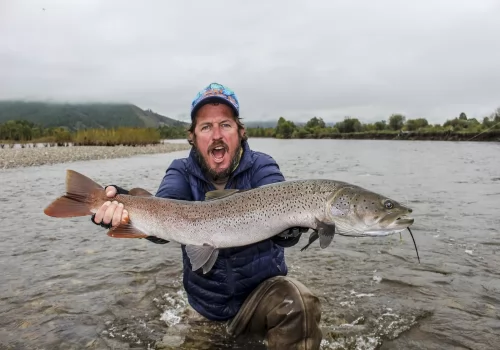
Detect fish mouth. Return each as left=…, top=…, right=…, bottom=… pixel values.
left=377, top=213, right=414, bottom=231
left=338, top=215, right=414, bottom=237
left=208, top=143, right=228, bottom=164
left=394, top=217, right=414, bottom=226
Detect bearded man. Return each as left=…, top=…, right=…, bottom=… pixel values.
left=91, top=83, right=323, bottom=350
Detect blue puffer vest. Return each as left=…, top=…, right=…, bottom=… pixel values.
left=155, top=141, right=288, bottom=321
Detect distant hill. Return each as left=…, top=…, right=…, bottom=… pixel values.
left=243, top=120, right=278, bottom=128
left=0, top=101, right=187, bottom=130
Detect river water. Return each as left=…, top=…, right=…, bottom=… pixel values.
left=0, top=139, right=499, bottom=350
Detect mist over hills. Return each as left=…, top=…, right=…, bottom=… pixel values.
left=0, top=101, right=187, bottom=130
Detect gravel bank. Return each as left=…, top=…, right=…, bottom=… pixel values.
left=0, top=143, right=191, bottom=169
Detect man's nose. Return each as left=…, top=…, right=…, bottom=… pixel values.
left=212, top=126, right=222, bottom=139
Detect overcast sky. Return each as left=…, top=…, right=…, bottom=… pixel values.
left=1, top=0, right=499, bottom=124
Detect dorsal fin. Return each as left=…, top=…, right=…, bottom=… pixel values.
left=205, top=189, right=242, bottom=201
left=129, top=187, right=153, bottom=197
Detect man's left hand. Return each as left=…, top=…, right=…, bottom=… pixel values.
left=272, top=227, right=309, bottom=248
left=277, top=227, right=309, bottom=239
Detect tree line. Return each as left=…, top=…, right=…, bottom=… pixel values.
left=2, top=107, right=499, bottom=145
left=247, top=109, right=500, bottom=140
left=0, top=120, right=187, bottom=146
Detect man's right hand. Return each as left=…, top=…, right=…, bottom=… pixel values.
left=91, top=186, right=129, bottom=229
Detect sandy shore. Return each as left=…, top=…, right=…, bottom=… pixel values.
left=0, top=143, right=191, bottom=169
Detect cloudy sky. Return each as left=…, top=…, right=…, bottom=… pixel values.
left=1, top=0, right=499, bottom=124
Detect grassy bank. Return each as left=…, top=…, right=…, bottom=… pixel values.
left=72, top=127, right=161, bottom=146
left=246, top=113, right=500, bottom=142
left=0, top=122, right=187, bottom=147
left=253, top=129, right=500, bottom=141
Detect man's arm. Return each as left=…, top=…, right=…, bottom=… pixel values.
left=91, top=160, right=192, bottom=244
left=251, top=153, right=308, bottom=248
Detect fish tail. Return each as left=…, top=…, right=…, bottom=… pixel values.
left=44, top=170, right=105, bottom=218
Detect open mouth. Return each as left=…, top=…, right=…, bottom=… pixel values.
left=210, top=145, right=227, bottom=164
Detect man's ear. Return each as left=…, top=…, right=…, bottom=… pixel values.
left=239, top=127, right=246, bottom=139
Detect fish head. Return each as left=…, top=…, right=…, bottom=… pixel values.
left=326, top=186, right=414, bottom=236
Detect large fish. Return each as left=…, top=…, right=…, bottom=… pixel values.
left=44, top=170, right=417, bottom=274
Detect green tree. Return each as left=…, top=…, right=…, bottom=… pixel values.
left=388, top=114, right=406, bottom=131
left=275, top=117, right=296, bottom=139
left=305, top=117, right=326, bottom=129
left=374, top=120, right=388, bottom=131
left=405, top=118, right=429, bottom=131
left=336, top=117, right=362, bottom=133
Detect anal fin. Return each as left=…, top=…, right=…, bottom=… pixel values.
left=185, top=244, right=219, bottom=274
left=107, top=222, right=149, bottom=239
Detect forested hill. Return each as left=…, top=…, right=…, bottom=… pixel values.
left=0, top=101, right=187, bottom=130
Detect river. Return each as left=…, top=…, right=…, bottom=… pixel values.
left=0, top=138, right=499, bottom=350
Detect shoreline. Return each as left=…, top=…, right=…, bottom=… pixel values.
left=0, top=143, right=191, bottom=170
left=280, top=131, right=499, bottom=141
left=248, top=129, right=500, bottom=142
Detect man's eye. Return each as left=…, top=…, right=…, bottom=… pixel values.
left=201, top=125, right=210, bottom=131
left=222, top=123, right=231, bottom=128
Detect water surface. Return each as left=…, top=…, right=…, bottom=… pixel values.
left=1, top=139, right=499, bottom=349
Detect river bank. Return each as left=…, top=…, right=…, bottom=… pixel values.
left=0, top=142, right=191, bottom=169
left=268, top=129, right=500, bottom=141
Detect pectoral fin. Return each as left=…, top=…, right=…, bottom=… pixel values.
left=185, top=244, right=219, bottom=274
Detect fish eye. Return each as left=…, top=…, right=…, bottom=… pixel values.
left=384, top=200, right=394, bottom=209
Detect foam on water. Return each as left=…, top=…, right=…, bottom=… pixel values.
left=158, top=290, right=188, bottom=327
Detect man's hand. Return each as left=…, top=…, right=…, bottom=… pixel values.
left=277, top=227, right=309, bottom=239
left=272, top=227, right=309, bottom=248
left=91, top=186, right=128, bottom=229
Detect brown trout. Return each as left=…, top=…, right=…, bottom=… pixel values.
left=44, top=170, right=416, bottom=273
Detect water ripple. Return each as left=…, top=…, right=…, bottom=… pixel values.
left=1, top=140, right=499, bottom=349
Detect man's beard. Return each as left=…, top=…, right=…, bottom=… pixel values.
left=193, top=138, right=243, bottom=183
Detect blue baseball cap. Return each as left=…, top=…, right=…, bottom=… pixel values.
left=190, top=82, right=240, bottom=120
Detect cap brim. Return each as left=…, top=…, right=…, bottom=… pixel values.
left=191, top=96, right=239, bottom=119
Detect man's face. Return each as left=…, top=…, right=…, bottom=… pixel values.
left=190, top=103, right=245, bottom=180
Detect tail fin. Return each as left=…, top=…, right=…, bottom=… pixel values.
left=44, top=170, right=104, bottom=218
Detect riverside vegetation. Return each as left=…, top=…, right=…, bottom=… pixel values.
left=1, top=109, right=500, bottom=147
left=0, top=122, right=190, bottom=169
left=0, top=122, right=186, bottom=147
left=247, top=110, right=500, bottom=141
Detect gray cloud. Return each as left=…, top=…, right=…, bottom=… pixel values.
left=1, top=0, right=499, bottom=124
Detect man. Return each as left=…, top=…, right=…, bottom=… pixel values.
left=91, top=83, right=323, bottom=349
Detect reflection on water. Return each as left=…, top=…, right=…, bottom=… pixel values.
left=0, top=139, right=499, bottom=349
